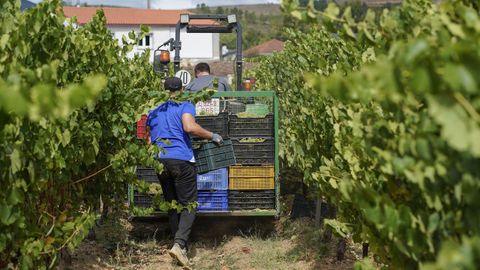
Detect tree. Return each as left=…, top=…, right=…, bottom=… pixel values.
left=237, top=9, right=244, bottom=18
left=250, top=12, right=257, bottom=24
left=198, top=3, right=210, bottom=13
left=215, top=6, right=224, bottom=14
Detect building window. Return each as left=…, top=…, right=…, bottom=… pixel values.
left=145, top=35, right=150, bottom=46
left=138, top=34, right=152, bottom=48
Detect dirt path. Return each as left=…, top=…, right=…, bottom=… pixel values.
left=59, top=214, right=361, bottom=270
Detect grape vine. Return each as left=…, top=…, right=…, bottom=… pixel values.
left=253, top=0, right=480, bottom=268
left=0, top=0, right=169, bottom=268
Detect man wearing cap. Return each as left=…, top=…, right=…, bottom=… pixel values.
left=185, top=62, right=231, bottom=92
left=147, top=77, right=223, bottom=266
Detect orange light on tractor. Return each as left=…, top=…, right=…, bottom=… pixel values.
left=244, top=79, right=252, bottom=91
left=159, top=50, right=170, bottom=64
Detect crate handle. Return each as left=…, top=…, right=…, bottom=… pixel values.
left=238, top=138, right=266, bottom=143
left=193, top=141, right=209, bottom=149
left=192, top=144, right=201, bottom=149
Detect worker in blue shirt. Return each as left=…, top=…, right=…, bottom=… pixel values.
left=147, top=77, right=223, bottom=266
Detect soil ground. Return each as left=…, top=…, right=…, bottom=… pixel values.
left=59, top=213, right=362, bottom=270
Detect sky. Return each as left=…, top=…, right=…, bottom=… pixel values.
left=31, top=0, right=281, bottom=9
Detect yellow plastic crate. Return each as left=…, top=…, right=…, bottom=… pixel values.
left=229, top=165, right=275, bottom=190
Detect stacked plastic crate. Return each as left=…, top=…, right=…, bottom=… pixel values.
left=133, top=142, right=236, bottom=212
left=133, top=114, right=159, bottom=210
left=228, top=111, right=276, bottom=211
left=193, top=108, right=235, bottom=212
left=136, top=114, right=148, bottom=140
left=133, top=167, right=159, bottom=209
left=196, top=168, right=229, bottom=212
left=133, top=99, right=276, bottom=212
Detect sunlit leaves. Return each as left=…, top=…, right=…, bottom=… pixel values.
left=253, top=0, right=480, bottom=268
left=428, top=96, right=480, bottom=157
left=0, top=0, right=167, bottom=268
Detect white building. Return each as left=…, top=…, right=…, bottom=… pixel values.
left=63, top=7, right=220, bottom=62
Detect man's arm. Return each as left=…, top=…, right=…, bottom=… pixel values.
left=182, top=113, right=213, bottom=140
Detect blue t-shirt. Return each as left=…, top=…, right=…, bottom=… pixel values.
left=147, top=100, right=196, bottom=162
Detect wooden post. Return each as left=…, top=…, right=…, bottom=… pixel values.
left=315, top=199, right=322, bottom=227
left=362, top=243, right=369, bottom=258
left=336, top=238, right=346, bottom=261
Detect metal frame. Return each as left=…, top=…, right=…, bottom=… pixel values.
left=173, top=14, right=243, bottom=91
left=129, top=91, right=280, bottom=217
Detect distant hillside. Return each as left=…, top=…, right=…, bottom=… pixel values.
left=191, top=4, right=285, bottom=51
left=188, top=1, right=404, bottom=51
left=336, top=0, right=402, bottom=6
left=211, top=4, right=281, bottom=16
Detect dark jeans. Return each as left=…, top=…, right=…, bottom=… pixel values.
left=157, top=159, right=197, bottom=248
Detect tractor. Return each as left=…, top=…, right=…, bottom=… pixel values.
left=132, top=14, right=280, bottom=218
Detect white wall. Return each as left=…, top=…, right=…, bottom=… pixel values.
left=109, top=25, right=220, bottom=62
left=172, top=27, right=215, bottom=60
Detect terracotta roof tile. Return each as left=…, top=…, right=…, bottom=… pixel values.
left=63, top=6, right=212, bottom=26
left=244, top=39, right=284, bottom=57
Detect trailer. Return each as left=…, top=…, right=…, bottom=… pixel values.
left=129, top=91, right=280, bottom=217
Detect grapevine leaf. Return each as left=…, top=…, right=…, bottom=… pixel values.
left=405, top=40, right=428, bottom=63
left=7, top=188, right=23, bottom=205
left=0, top=205, right=15, bottom=225
left=10, top=149, right=22, bottom=174
left=324, top=219, right=350, bottom=238
left=291, top=11, right=303, bottom=20
left=128, top=31, right=135, bottom=40
left=140, top=25, right=150, bottom=34
left=428, top=97, right=470, bottom=153
left=325, top=3, right=340, bottom=18
left=441, top=64, right=476, bottom=94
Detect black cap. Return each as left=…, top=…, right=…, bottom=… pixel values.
left=164, top=77, right=183, bottom=91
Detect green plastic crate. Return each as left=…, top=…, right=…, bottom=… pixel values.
left=193, top=139, right=236, bottom=174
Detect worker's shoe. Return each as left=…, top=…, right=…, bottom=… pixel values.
left=168, top=243, right=189, bottom=266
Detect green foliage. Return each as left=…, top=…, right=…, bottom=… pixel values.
left=354, top=258, right=378, bottom=270
left=422, top=237, right=480, bottom=270
left=323, top=219, right=350, bottom=238
left=0, top=0, right=174, bottom=267
left=253, top=0, right=480, bottom=268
